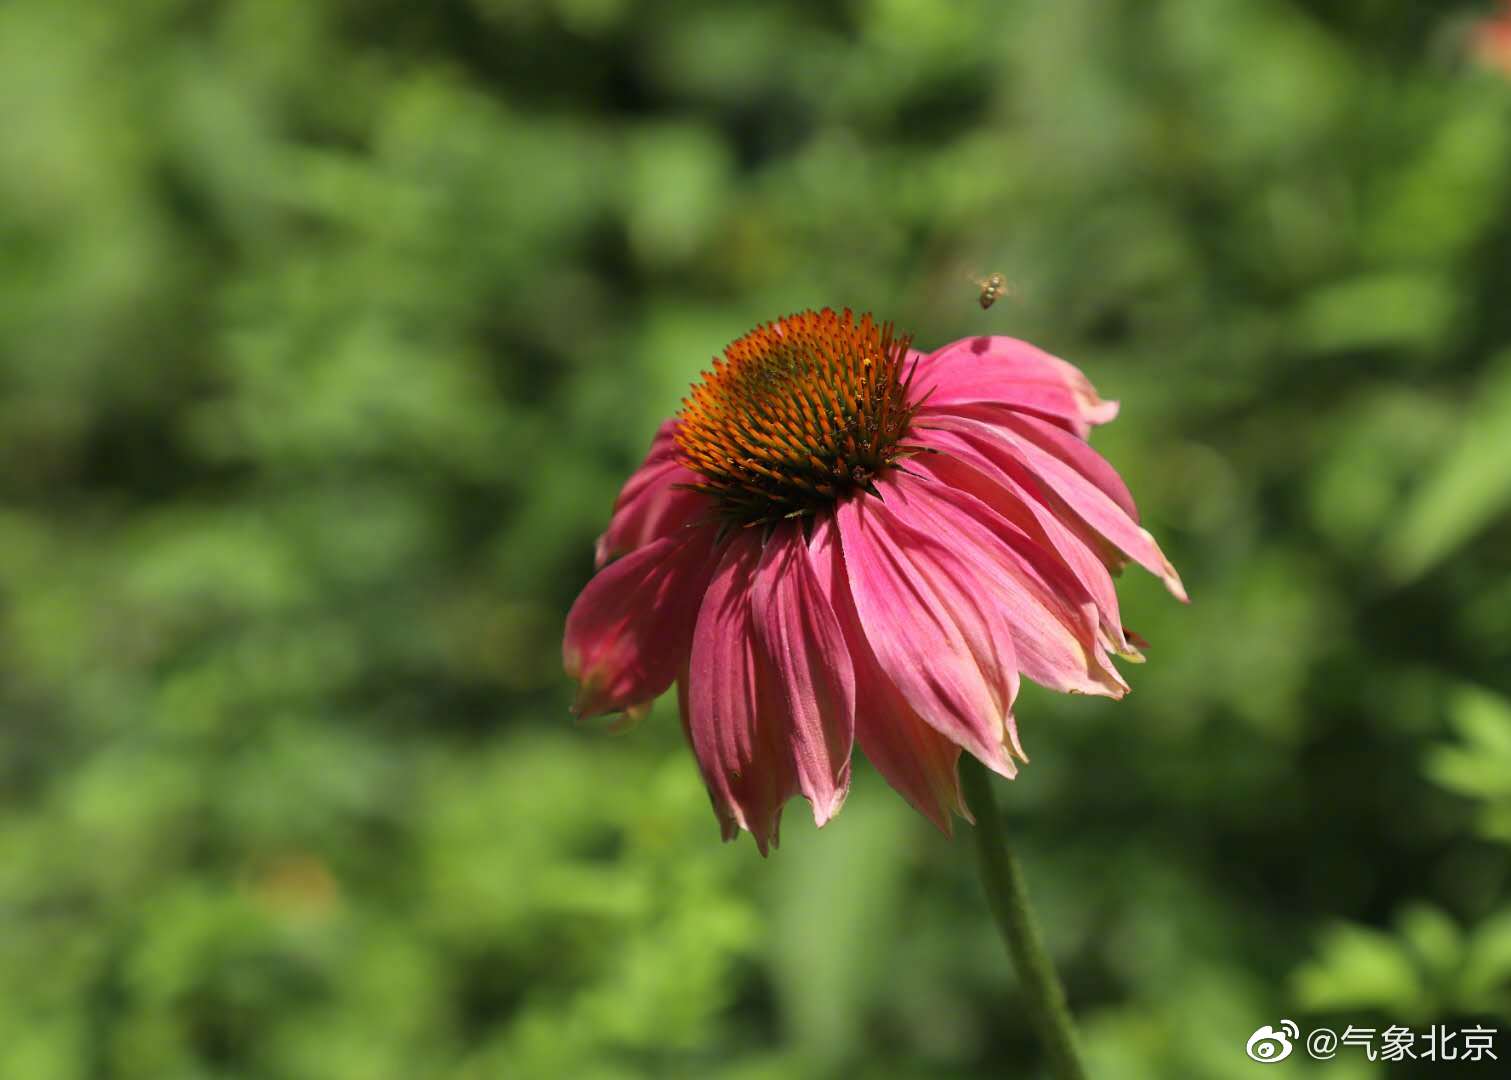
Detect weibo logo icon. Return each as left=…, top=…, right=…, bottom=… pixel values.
left=1246, top=1019, right=1299, bottom=1063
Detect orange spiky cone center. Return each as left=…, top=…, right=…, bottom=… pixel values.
left=676, top=308, right=921, bottom=526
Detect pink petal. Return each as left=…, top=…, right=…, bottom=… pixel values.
left=910, top=336, right=1119, bottom=437
left=685, top=530, right=797, bottom=855
left=924, top=412, right=1187, bottom=602
left=938, top=405, right=1140, bottom=520
left=808, top=518, right=967, bottom=833
left=911, top=422, right=1139, bottom=659
left=750, top=522, right=855, bottom=825
left=835, top=488, right=1022, bottom=777
left=675, top=658, right=739, bottom=840
left=563, top=524, right=721, bottom=718
left=594, top=420, right=710, bottom=568
left=884, top=473, right=1128, bottom=698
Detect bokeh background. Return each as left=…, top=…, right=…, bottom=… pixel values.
left=4, top=0, right=1511, bottom=1076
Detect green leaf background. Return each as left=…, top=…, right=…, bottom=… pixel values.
left=2, top=0, right=1510, bottom=1076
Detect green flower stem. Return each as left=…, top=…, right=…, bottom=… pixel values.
left=960, top=755, right=1088, bottom=1080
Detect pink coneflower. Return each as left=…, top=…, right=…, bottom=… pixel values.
left=1473, top=1, right=1511, bottom=76
left=565, top=309, right=1184, bottom=853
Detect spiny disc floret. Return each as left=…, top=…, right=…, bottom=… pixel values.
left=676, top=308, right=921, bottom=526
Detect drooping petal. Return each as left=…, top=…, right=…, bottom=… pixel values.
left=595, top=420, right=710, bottom=568
left=883, top=472, right=1128, bottom=698
left=675, top=657, right=738, bottom=840
left=910, top=336, right=1119, bottom=437
left=750, top=522, right=854, bottom=825
left=924, top=411, right=1187, bottom=602
left=911, top=421, right=1139, bottom=659
left=808, top=518, right=967, bottom=833
left=835, top=489, right=1022, bottom=777
left=685, top=530, right=796, bottom=855
left=563, top=524, right=721, bottom=718
left=936, top=404, right=1141, bottom=520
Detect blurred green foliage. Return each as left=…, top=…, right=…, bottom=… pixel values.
left=2, top=0, right=1510, bottom=1077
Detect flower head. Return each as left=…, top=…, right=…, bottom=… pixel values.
left=1474, top=0, right=1511, bottom=77
left=565, top=309, right=1184, bottom=853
